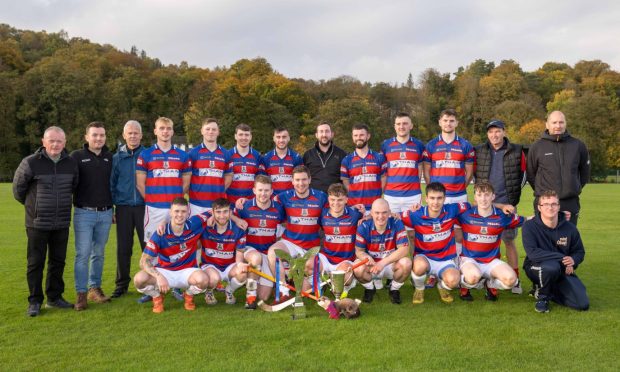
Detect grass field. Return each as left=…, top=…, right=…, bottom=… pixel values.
left=1, top=183, right=619, bottom=371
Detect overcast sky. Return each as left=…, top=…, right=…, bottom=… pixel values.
left=2, top=0, right=619, bottom=84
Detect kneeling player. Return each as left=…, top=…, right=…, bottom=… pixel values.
left=133, top=197, right=210, bottom=313
left=458, top=182, right=524, bottom=301
left=200, top=198, right=250, bottom=306
left=353, top=198, right=411, bottom=304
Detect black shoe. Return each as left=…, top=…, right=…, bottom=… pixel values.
left=27, top=303, right=41, bottom=317
left=535, top=299, right=550, bottom=313
left=111, top=288, right=128, bottom=298
left=46, top=297, right=74, bottom=309
left=459, top=288, right=473, bottom=301
left=389, top=290, right=401, bottom=304
left=384, top=279, right=392, bottom=290
left=363, top=288, right=376, bottom=303
left=484, top=283, right=498, bottom=302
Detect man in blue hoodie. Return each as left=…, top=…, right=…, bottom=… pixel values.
left=522, top=190, right=588, bottom=313
left=110, top=120, right=145, bottom=298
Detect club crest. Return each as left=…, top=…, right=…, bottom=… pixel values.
left=217, top=243, right=224, bottom=251
left=180, top=243, right=187, bottom=251
left=301, top=209, right=309, bottom=217
left=259, top=219, right=267, bottom=228
left=362, top=166, right=368, bottom=174
left=163, top=160, right=169, bottom=169
left=480, top=226, right=488, bottom=234
left=445, top=152, right=451, bottom=160
left=209, top=160, right=215, bottom=168
left=379, top=243, right=386, bottom=252
left=432, top=223, right=441, bottom=232
left=400, top=152, right=406, bottom=160
left=333, top=226, right=340, bottom=235
left=279, top=167, right=285, bottom=174
left=241, top=165, right=247, bottom=173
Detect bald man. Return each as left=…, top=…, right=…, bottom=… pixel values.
left=526, top=111, right=590, bottom=225
left=353, top=198, right=412, bottom=304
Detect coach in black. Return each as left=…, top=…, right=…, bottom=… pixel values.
left=302, top=121, right=347, bottom=193
left=13, top=126, right=79, bottom=317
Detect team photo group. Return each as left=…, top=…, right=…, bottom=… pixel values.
left=13, top=108, right=591, bottom=318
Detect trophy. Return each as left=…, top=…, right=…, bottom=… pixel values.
left=276, top=247, right=320, bottom=320
left=330, top=270, right=346, bottom=299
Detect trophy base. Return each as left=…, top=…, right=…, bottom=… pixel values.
left=292, top=300, right=306, bottom=320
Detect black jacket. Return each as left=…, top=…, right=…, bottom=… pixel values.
left=302, top=141, right=347, bottom=193
left=526, top=130, right=590, bottom=199
left=13, top=148, right=79, bottom=230
left=475, top=138, right=525, bottom=206
left=522, top=213, right=585, bottom=269
left=71, top=144, right=113, bottom=208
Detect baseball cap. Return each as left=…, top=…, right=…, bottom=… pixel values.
left=486, top=120, right=505, bottom=130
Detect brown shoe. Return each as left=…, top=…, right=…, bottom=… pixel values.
left=88, top=287, right=111, bottom=304
left=75, top=292, right=88, bottom=311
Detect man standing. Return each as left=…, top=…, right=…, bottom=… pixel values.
left=71, top=122, right=114, bottom=310
left=110, top=120, right=146, bottom=299
left=188, top=118, right=229, bottom=216
left=340, top=123, right=386, bottom=211
left=224, top=123, right=263, bottom=204
left=13, top=126, right=79, bottom=316
left=526, top=111, right=590, bottom=225
left=302, top=121, right=347, bottom=194
left=522, top=190, right=589, bottom=313
left=353, top=198, right=411, bottom=304
left=475, top=119, right=526, bottom=294
left=261, top=127, right=303, bottom=195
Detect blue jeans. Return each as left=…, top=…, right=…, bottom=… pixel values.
left=73, top=208, right=113, bottom=293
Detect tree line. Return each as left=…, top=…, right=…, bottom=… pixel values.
left=1, top=23, right=619, bottom=180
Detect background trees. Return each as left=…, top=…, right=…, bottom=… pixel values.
left=1, top=23, right=618, bottom=180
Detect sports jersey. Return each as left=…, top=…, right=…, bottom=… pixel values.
left=234, top=198, right=285, bottom=254
left=144, top=214, right=208, bottom=271
left=137, top=144, right=191, bottom=208
left=340, top=149, right=386, bottom=209
left=200, top=220, right=247, bottom=270
left=274, top=188, right=328, bottom=250
left=319, top=206, right=362, bottom=264
left=355, top=217, right=408, bottom=262
left=381, top=136, right=426, bottom=198
left=458, top=207, right=524, bottom=263
left=401, top=202, right=470, bottom=261
left=261, top=148, right=303, bottom=195
left=188, top=143, right=229, bottom=208
left=423, top=135, right=475, bottom=197
left=226, top=146, right=263, bottom=203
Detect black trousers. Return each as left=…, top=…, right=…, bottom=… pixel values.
left=524, top=259, right=589, bottom=311
left=115, top=205, right=146, bottom=290
left=533, top=197, right=580, bottom=225
left=26, top=228, right=69, bottom=304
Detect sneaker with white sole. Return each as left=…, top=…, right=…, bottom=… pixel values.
left=225, top=289, right=236, bottom=305
left=205, top=290, right=217, bottom=305
left=511, top=279, right=523, bottom=294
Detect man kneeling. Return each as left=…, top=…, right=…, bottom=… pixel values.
left=133, top=197, right=209, bottom=313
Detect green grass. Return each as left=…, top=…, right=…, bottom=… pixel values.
left=1, top=183, right=619, bottom=371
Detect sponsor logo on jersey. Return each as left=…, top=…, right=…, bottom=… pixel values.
left=389, top=160, right=417, bottom=169
left=271, top=174, right=292, bottom=183
left=289, top=216, right=318, bottom=225
left=467, top=234, right=497, bottom=244
left=232, top=173, right=254, bottom=181
left=153, top=168, right=180, bottom=178
left=248, top=227, right=276, bottom=236
left=435, top=160, right=461, bottom=169
left=169, top=251, right=187, bottom=263
left=423, top=230, right=451, bottom=243
left=325, top=235, right=353, bottom=244
left=353, top=174, right=378, bottom=183
left=198, top=168, right=224, bottom=177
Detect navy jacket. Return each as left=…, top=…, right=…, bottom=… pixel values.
left=522, top=213, right=585, bottom=269
left=110, top=144, right=145, bottom=206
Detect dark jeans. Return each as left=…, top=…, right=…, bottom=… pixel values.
left=524, top=259, right=589, bottom=311
left=533, top=197, right=580, bottom=225
left=115, top=205, right=146, bottom=291
left=26, top=228, right=69, bottom=304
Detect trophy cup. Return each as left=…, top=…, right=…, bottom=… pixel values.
left=330, top=270, right=345, bottom=300
left=276, top=247, right=320, bottom=320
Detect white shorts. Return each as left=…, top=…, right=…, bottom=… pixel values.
left=417, top=254, right=457, bottom=278
left=460, top=257, right=505, bottom=279
left=189, top=203, right=211, bottom=217
left=279, top=239, right=307, bottom=259
left=317, top=253, right=354, bottom=274
left=201, top=263, right=236, bottom=281
left=371, top=261, right=394, bottom=280
left=384, top=194, right=423, bottom=214
left=144, top=206, right=170, bottom=243
left=276, top=224, right=285, bottom=239
left=155, top=267, right=201, bottom=289
left=244, top=248, right=272, bottom=286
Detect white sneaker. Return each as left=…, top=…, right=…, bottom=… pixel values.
left=225, top=289, right=236, bottom=305
left=511, top=280, right=523, bottom=295
left=205, top=290, right=217, bottom=305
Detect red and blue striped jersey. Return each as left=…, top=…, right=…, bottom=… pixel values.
left=355, top=217, right=408, bottom=262
left=234, top=198, right=285, bottom=254
left=261, top=148, right=303, bottom=194
left=200, top=221, right=247, bottom=270
left=381, top=136, right=426, bottom=197
left=458, top=207, right=524, bottom=263
left=144, top=214, right=208, bottom=271
left=423, top=135, right=475, bottom=197
left=274, top=189, right=328, bottom=250
left=401, top=202, right=471, bottom=261
left=189, top=143, right=230, bottom=208
left=226, top=147, right=263, bottom=204
left=319, top=206, right=363, bottom=264
left=137, top=144, right=191, bottom=208
left=340, top=149, right=386, bottom=210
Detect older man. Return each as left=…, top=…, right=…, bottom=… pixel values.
left=13, top=126, right=79, bottom=316
left=110, top=120, right=146, bottom=298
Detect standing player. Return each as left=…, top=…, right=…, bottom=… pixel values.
left=201, top=198, right=250, bottom=306
left=234, top=175, right=286, bottom=305
left=261, top=127, right=303, bottom=195
left=188, top=118, right=229, bottom=216
left=458, top=182, right=524, bottom=301
left=133, top=197, right=210, bottom=313
left=341, top=123, right=386, bottom=211
left=353, top=199, right=411, bottom=304
left=224, top=124, right=263, bottom=204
